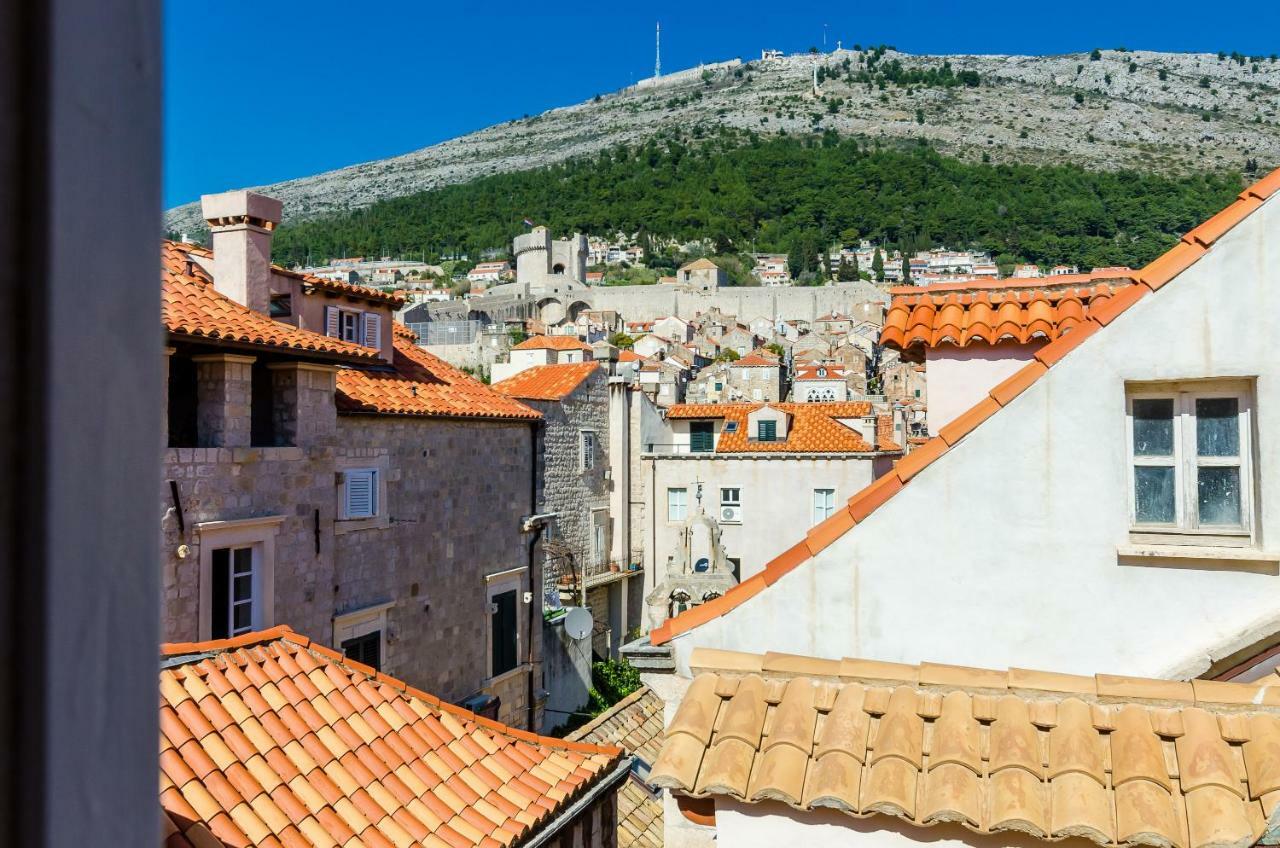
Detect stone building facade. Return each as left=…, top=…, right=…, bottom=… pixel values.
left=160, top=191, right=546, bottom=729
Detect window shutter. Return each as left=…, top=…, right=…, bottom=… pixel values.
left=690, top=421, right=713, bottom=453
left=362, top=312, right=381, bottom=349
left=344, top=469, right=377, bottom=519
left=325, top=306, right=340, bottom=337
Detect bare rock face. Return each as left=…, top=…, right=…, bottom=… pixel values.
left=164, top=49, right=1280, bottom=234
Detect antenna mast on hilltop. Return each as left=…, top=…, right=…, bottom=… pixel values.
left=655, top=21, right=661, bottom=78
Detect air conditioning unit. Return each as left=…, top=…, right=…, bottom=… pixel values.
left=720, top=505, right=742, bottom=524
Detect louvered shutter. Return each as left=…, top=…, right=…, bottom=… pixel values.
left=343, top=469, right=377, bottom=518
left=325, top=306, right=340, bottom=337
left=689, top=421, right=714, bottom=453
left=362, top=312, right=381, bottom=349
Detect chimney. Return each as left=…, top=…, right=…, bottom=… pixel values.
left=200, top=190, right=282, bottom=314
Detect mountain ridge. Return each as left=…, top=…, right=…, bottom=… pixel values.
left=164, top=47, right=1280, bottom=235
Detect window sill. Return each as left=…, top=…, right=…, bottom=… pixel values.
left=1117, top=543, right=1280, bottom=569
left=334, top=515, right=391, bottom=535
left=483, top=663, right=531, bottom=688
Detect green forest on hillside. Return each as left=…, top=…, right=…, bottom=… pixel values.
left=271, top=131, right=1242, bottom=275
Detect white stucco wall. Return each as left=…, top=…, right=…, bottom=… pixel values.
left=673, top=195, right=1280, bottom=679
left=714, top=798, right=1098, bottom=848
left=644, top=455, right=877, bottom=583
left=924, top=342, right=1041, bottom=435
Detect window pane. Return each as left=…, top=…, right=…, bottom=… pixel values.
left=233, top=574, right=252, bottom=602
left=1134, top=466, right=1176, bottom=524
left=1198, top=466, right=1242, bottom=526
left=1132, top=399, right=1174, bottom=456
left=233, top=602, right=252, bottom=631
left=1196, top=397, right=1239, bottom=457
left=233, top=546, right=253, bottom=575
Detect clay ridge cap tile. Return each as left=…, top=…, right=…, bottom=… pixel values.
left=1244, top=167, right=1280, bottom=200
left=1182, top=195, right=1263, bottom=248
left=988, top=361, right=1048, bottom=407
left=1008, top=667, right=1096, bottom=697
left=761, top=653, right=843, bottom=679
left=1096, top=674, right=1195, bottom=705
left=919, top=662, right=1009, bottom=691
left=838, top=658, right=919, bottom=686
left=1137, top=241, right=1204, bottom=291
left=939, top=397, right=1001, bottom=447
left=689, top=649, right=764, bottom=676
left=893, top=437, right=948, bottom=484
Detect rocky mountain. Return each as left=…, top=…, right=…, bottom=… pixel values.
left=165, top=47, right=1280, bottom=234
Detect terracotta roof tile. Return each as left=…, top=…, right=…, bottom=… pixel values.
left=490, top=362, right=600, bottom=401
left=651, top=167, right=1280, bottom=648
left=664, top=402, right=899, bottom=454
left=511, top=335, right=592, bottom=352
left=275, top=266, right=406, bottom=307
left=656, top=648, right=1280, bottom=848
left=336, top=336, right=540, bottom=421
left=160, top=628, right=621, bottom=848
left=163, top=242, right=379, bottom=363
left=881, top=276, right=1136, bottom=352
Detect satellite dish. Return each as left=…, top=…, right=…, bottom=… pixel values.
left=563, top=607, right=594, bottom=641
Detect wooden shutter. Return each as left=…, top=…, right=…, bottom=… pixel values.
left=344, top=469, right=377, bottom=519
left=325, top=306, right=340, bottom=337
left=758, top=420, right=777, bottom=442
left=490, top=590, right=517, bottom=676
left=690, top=421, right=713, bottom=453
left=362, top=312, right=381, bottom=349
left=342, top=632, right=381, bottom=671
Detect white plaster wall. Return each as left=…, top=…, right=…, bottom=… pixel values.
left=675, top=196, right=1280, bottom=679
left=646, top=455, right=876, bottom=579
left=715, top=798, right=1098, bottom=848
left=924, top=342, right=1041, bottom=435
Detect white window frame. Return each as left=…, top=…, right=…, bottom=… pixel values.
left=719, top=487, right=742, bottom=524
left=667, top=487, right=688, bottom=523
left=580, top=429, right=597, bottom=472
left=195, top=515, right=283, bottom=640
left=1125, top=380, right=1255, bottom=547
left=335, top=453, right=391, bottom=533
left=341, top=467, right=379, bottom=520
left=484, top=567, right=525, bottom=684
left=813, top=488, right=837, bottom=525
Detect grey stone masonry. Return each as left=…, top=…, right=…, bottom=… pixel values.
left=192, top=353, right=255, bottom=447
left=268, top=362, right=337, bottom=447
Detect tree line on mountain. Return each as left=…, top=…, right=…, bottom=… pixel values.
left=270, top=130, right=1244, bottom=278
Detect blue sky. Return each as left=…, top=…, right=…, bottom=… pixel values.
left=164, top=0, right=1280, bottom=208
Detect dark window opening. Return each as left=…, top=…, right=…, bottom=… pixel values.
left=342, top=631, right=381, bottom=672
left=269, top=293, right=292, bottom=318
left=690, top=421, right=714, bottom=453
left=210, top=545, right=254, bottom=640
left=167, top=355, right=198, bottom=448
left=250, top=361, right=279, bottom=447
left=552, top=263, right=566, bottom=274
left=490, top=589, right=518, bottom=677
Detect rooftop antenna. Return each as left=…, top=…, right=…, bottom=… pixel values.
left=655, top=21, right=661, bottom=78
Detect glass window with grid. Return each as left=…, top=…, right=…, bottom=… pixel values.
left=1127, top=383, right=1253, bottom=540
left=667, top=488, right=687, bottom=522
left=813, top=488, right=836, bottom=525
left=211, top=545, right=257, bottom=639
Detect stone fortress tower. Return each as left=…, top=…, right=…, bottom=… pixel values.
left=513, top=226, right=588, bottom=293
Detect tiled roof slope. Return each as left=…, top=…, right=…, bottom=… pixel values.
left=881, top=279, right=1136, bottom=350
left=568, top=687, right=665, bottom=848
left=275, top=265, right=407, bottom=307
left=887, top=267, right=1135, bottom=297
left=731, top=353, right=780, bottom=367
left=651, top=648, right=1280, bottom=848
left=651, top=166, right=1280, bottom=647
left=490, top=362, right=600, bottom=401
left=665, top=402, right=900, bottom=454
left=163, top=241, right=379, bottom=363
left=159, top=627, right=622, bottom=848
left=511, top=335, right=593, bottom=352
left=336, top=335, right=540, bottom=421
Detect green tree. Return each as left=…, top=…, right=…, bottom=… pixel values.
left=1089, top=48, right=1102, bottom=61
left=837, top=254, right=856, bottom=281
left=871, top=248, right=885, bottom=282
left=901, top=254, right=911, bottom=284
left=765, top=342, right=785, bottom=357
left=715, top=349, right=741, bottom=362
left=608, top=332, right=635, bottom=349
left=507, top=326, right=527, bottom=347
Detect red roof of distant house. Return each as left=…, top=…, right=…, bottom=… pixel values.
left=511, top=335, right=593, bottom=352
left=651, top=167, right=1280, bottom=647
left=794, top=363, right=847, bottom=381
left=491, top=362, right=600, bottom=401
left=163, top=241, right=379, bottom=363
left=336, top=333, right=540, bottom=421
left=731, top=353, right=780, bottom=367
left=159, top=627, right=621, bottom=848
left=665, top=402, right=898, bottom=454
left=618, top=350, right=642, bottom=362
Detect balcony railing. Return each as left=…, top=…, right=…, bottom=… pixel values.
left=642, top=442, right=715, bottom=455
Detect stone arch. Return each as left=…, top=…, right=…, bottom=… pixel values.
left=552, top=262, right=566, bottom=274
left=536, top=297, right=565, bottom=325
left=565, top=300, right=591, bottom=323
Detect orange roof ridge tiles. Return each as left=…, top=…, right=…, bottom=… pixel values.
left=886, top=266, right=1135, bottom=297
left=731, top=352, right=781, bottom=367
left=651, top=166, right=1280, bottom=647
left=163, top=242, right=381, bottom=363
left=511, top=335, right=593, bottom=352
left=336, top=334, right=541, bottom=421
left=664, top=402, right=900, bottom=454
left=160, top=627, right=622, bottom=848
left=490, top=362, right=600, bottom=401
left=651, top=649, right=1280, bottom=848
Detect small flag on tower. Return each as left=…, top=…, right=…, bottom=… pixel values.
left=522, top=218, right=535, bottom=228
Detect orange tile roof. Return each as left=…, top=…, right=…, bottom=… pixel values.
left=491, top=362, right=600, bottom=401
left=651, top=647, right=1280, bottom=848
left=163, top=242, right=380, bottom=363
left=881, top=281, right=1136, bottom=350
left=665, top=403, right=899, bottom=454
left=159, top=627, right=622, bottom=848
left=652, top=166, right=1280, bottom=647
left=617, top=350, right=642, bottom=362
left=730, top=353, right=780, bottom=367
left=277, top=266, right=406, bottom=307
left=793, top=363, right=848, bottom=381
left=887, top=266, right=1134, bottom=297
left=336, top=335, right=540, bottom=421
left=511, top=335, right=593, bottom=352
